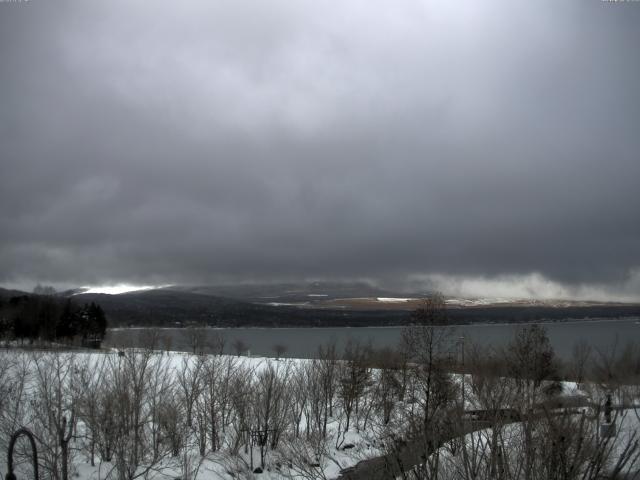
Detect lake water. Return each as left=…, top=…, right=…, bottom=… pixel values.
left=105, top=318, right=640, bottom=359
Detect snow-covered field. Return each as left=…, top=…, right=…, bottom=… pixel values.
left=0, top=349, right=389, bottom=480
left=1, top=346, right=639, bottom=480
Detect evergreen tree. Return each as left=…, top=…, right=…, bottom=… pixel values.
left=10, top=296, right=39, bottom=342
left=84, top=302, right=107, bottom=340
left=5, top=294, right=106, bottom=344
left=57, top=299, right=79, bottom=340
left=38, top=295, right=60, bottom=341
left=92, top=303, right=107, bottom=339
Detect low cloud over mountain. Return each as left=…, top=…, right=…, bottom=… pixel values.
left=1, top=1, right=639, bottom=300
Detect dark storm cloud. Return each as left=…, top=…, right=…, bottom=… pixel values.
left=1, top=0, right=639, bottom=298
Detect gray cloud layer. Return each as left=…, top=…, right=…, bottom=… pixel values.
left=1, top=0, right=639, bottom=297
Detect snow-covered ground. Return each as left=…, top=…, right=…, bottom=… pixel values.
left=1, top=347, right=639, bottom=480
left=0, top=349, right=386, bottom=480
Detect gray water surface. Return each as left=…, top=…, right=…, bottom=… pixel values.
left=105, top=318, right=640, bottom=359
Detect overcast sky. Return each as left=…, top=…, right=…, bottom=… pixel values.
left=1, top=0, right=639, bottom=300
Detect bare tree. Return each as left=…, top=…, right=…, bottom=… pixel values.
left=338, top=340, right=372, bottom=434
left=228, top=364, right=254, bottom=455
left=147, top=351, right=175, bottom=460
left=156, top=388, right=183, bottom=458
left=233, top=339, right=249, bottom=356
left=176, top=355, right=204, bottom=429
left=569, top=339, right=592, bottom=387
left=183, top=327, right=212, bottom=355
left=251, top=361, right=292, bottom=468
left=397, top=293, right=457, bottom=479
left=304, top=360, right=330, bottom=440
left=200, top=354, right=238, bottom=452
left=277, top=431, right=344, bottom=480
left=317, top=340, right=338, bottom=425
left=289, top=363, right=309, bottom=438
left=76, top=355, right=108, bottom=467
left=507, top=324, right=557, bottom=411
left=0, top=351, right=29, bottom=453
left=369, top=347, right=403, bottom=426
left=161, top=333, right=173, bottom=352
left=273, top=343, right=288, bottom=360
left=30, top=352, right=78, bottom=480
left=210, top=331, right=226, bottom=355
left=107, top=350, right=173, bottom=480
left=140, top=328, right=163, bottom=351
left=91, top=373, right=119, bottom=467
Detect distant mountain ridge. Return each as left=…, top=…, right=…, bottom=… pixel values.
left=0, top=287, right=30, bottom=298
left=3, top=284, right=639, bottom=328
left=73, top=288, right=409, bottom=327
left=73, top=283, right=640, bottom=327
left=166, top=281, right=413, bottom=303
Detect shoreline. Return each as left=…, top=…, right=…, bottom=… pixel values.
left=108, top=316, right=640, bottom=331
